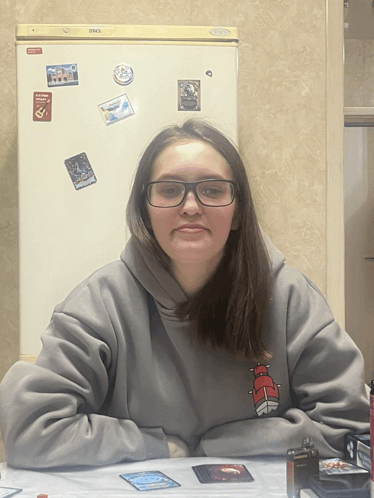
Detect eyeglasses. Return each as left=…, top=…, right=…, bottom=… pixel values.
left=144, top=179, right=236, bottom=208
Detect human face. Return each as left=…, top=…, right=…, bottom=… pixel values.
left=147, top=141, right=237, bottom=268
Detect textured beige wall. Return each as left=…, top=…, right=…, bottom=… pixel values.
left=0, top=7, right=335, bottom=462
left=0, top=1, right=327, bottom=379
left=345, top=39, right=374, bottom=106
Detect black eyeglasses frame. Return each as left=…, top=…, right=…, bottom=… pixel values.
left=143, top=179, right=236, bottom=208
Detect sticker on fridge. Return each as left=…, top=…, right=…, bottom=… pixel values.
left=178, top=80, right=201, bottom=111
left=46, top=64, right=79, bottom=87
left=64, top=153, right=97, bottom=190
left=98, top=94, right=134, bottom=126
left=33, top=92, right=52, bottom=121
left=27, top=47, right=42, bottom=55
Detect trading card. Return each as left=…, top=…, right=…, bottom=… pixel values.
left=64, top=152, right=97, bottom=190
left=178, top=80, right=201, bottom=111
left=192, top=464, right=254, bottom=483
left=0, top=487, right=22, bottom=498
left=46, top=64, right=78, bottom=87
left=98, top=94, right=134, bottom=126
left=319, top=458, right=369, bottom=475
left=120, top=471, right=181, bottom=491
left=309, top=473, right=370, bottom=498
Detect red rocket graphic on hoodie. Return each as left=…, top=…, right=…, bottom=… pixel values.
left=248, top=363, right=281, bottom=416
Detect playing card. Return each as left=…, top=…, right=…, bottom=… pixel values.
left=120, top=471, right=181, bottom=491
left=192, top=464, right=254, bottom=483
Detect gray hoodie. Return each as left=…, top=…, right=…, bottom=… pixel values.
left=0, top=236, right=369, bottom=469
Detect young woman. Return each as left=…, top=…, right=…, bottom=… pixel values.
left=0, top=120, right=369, bottom=469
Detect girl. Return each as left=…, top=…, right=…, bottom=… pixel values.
left=0, top=120, right=369, bottom=468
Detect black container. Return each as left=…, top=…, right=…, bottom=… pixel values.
left=287, top=437, right=319, bottom=498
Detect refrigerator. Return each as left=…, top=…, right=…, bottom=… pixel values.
left=15, top=24, right=239, bottom=361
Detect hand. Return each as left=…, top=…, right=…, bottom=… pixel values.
left=166, top=435, right=189, bottom=458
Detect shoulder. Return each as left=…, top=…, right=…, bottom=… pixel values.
left=54, top=259, right=149, bottom=316
left=270, top=264, right=337, bottom=344
left=273, top=264, right=331, bottom=311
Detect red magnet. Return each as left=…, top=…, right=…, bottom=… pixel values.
left=33, top=92, right=52, bottom=122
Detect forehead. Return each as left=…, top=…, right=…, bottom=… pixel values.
left=150, top=140, right=233, bottom=181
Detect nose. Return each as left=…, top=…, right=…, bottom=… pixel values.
left=180, top=189, right=203, bottom=215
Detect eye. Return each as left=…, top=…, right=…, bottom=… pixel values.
left=199, top=183, right=225, bottom=198
left=156, top=183, right=184, bottom=198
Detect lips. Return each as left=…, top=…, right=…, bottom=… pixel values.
left=174, top=224, right=207, bottom=233
left=173, top=223, right=208, bottom=236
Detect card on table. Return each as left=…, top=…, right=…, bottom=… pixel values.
left=192, top=464, right=254, bottom=483
left=319, top=458, right=369, bottom=475
left=120, top=471, right=181, bottom=491
left=0, top=487, right=22, bottom=498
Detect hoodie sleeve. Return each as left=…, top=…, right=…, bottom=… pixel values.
left=195, top=269, right=369, bottom=458
left=0, top=276, right=169, bottom=469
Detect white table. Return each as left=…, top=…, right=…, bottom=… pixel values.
left=0, top=456, right=294, bottom=497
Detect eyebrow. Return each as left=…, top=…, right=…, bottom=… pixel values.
left=154, top=173, right=227, bottom=181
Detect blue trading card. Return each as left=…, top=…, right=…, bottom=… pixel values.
left=120, top=471, right=181, bottom=491
left=46, top=64, right=79, bottom=87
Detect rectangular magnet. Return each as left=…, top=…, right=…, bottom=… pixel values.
left=64, top=152, right=97, bottom=190
left=178, top=80, right=201, bottom=111
left=33, top=92, right=52, bottom=121
left=98, top=94, right=134, bottom=126
left=46, top=64, right=79, bottom=87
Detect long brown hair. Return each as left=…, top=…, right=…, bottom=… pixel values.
left=126, top=119, right=272, bottom=360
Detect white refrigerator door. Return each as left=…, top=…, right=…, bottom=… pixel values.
left=17, top=41, right=238, bottom=358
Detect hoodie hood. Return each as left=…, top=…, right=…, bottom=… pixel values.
left=121, top=237, right=186, bottom=311
left=121, top=231, right=285, bottom=311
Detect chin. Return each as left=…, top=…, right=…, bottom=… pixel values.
left=170, top=248, right=224, bottom=267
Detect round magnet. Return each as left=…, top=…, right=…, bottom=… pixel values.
left=113, top=64, right=134, bottom=85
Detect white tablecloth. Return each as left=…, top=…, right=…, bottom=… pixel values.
left=0, top=456, right=291, bottom=497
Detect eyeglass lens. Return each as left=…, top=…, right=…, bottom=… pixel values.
left=147, top=181, right=234, bottom=207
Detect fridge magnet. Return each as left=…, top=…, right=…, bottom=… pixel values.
left=98, top=94, right=134, bottom=126
left=33, top=92, right=52, bottom=121
left=46, top=64, right=79, bottom=87
left=113, top=64, right=134, bottom=85
left=26, top=47, right=42, bottom=55
left=64, top=152, right=97, bottom=190
left=178, top=80, right=201, bottom=111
